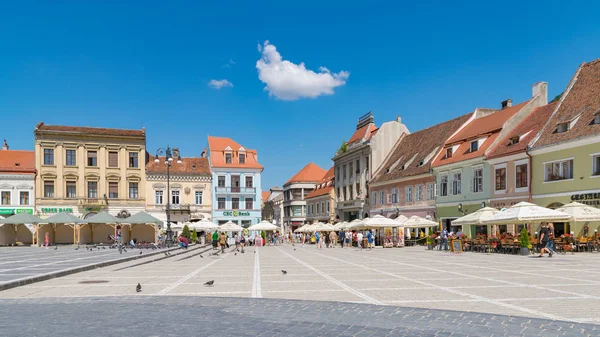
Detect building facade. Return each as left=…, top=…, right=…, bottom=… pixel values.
left=0, top=141, right=36, bottom=245
left=333, top=112, right=409, bottom=221
left=282, top=163, right=327, bottom=230
left=145, top=153, right=212, bottom=227
left=305, top=167, right=336, bottom=224
left=34, top=123, right=147, bottom=220
left=529, top=59, right=600, bottom=237
left=207, top=136, right=263, bottom=227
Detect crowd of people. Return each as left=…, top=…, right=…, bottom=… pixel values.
left=293, top=229, right=376, bottom=250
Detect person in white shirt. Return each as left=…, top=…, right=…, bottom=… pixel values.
left=357, top=232, right=363, bottom=250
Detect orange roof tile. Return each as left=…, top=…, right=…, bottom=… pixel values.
left=533, top=59, right=600, bottom=148
left=305, top=167, right=335, bottom=199
left=146, top=156, right=211, bottom=175
left=262, top=191, right=271, bottom=202
left=0, top=150, right=35, bottom=174
left=487, top=102, right=558, bottom=159
left=207, top=136, right=263, bottom=169
left=285, top=163, right=327, bottom=186
left=35, top=122, right=145, bottom=138
left=348, top=123, right=377, bottom=144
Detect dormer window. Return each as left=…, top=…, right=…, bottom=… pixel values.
left=225, top=153, right=232, bottom=164
left=400, top=165, right=405, bottom=170
left=594, top=113, right=600, bottom=125
left=417, top=161, right=423, bottom=167
left=470, top=141, right=479, bottom=152
left=556, top=122, right=569, bottom=133
left=509, top=136, right=520, bottom=145
left=445, top=147, right=453, bottom=159
left=239, top=153, right=246, bottom=164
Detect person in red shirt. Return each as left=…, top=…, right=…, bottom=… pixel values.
left=179, top=235, right=189, bottom=249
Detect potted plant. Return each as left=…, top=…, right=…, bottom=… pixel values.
left=520, top=228, right=530, bottom=255
left=426, top=235, right=435, bottom=250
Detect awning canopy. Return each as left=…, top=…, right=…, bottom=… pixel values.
left=555, top=202, right=600, bottom=222
left=83, top=211, right=121, bottom=224
left=452, top=207, right=501, bottom=226
left=123, top=211, right=163, bottom=226
left=363, top=215, right=402, bottom=228
left=402, top=216, right=438, bottom=228
left=2, top=212, right=45, bottom=225
left=482, top=202, right=572, bottom=225
left=44, top=212, right=84, bottom=225
left=218, top=221, right=243, bottom=232
left=248, top=221, right=278, bottom=231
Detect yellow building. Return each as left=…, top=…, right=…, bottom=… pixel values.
left=34, top=122, right=147, bottom=244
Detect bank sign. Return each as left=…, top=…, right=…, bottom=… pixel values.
left=223, top=211, right=250, bottom=217
left=0, top=208, right=33, bottom=215
left=41, top=207, right=74, bottom=213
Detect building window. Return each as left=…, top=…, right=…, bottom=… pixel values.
left=416, top=185, right=423, bottom=201
left=594, top=114, right=600, bottom=125
left=108, top=182, right=119, bottom=198
left=66, top=181, right=76, bottom=198
left=218, top=197, right=226, bottom=209
left=321, top=201, right=325, bottom=215
left=65, top=149, right=76, bottom=166
left=544, top=159, right=574, bottom=181
left=44, top=181, right=54, bottom=198
left=43, top=149, right=54, bottom=165
left=516, top=164, right=528, bottom=188
left=129, top=182, right=139, bottom=199
left=195, top=191, right=203, bottom=205
left=356, top=159, right=360, bottom=174
left=440, top=175, right=448, bottom=196
left=426, top=183, right=434, bottom=200
left=473, top=168, right=483, bottom=193
left=556, top=122, right=569, bottom=133
left=108, top=151, right=119, bottom=167
left=245, top=197, right=253, bottom=210
left=245, top=176, right=253, bottom=188
left=155, top=190, right=163, bottom=204
left=239, top=153, right=245, bottom=164
left=509, top=136, right=520, bottom=145
left=232, top=198, right=240, bottom=209
left=391, top=188, right=398, bottom=203
left=452, top=172, right=461, bottom=195
left=349, top=162, right=354, bottom=177
left=379, top=191, right=384, bottom=204
left=129, top=152, right=138, bottom=168
left=343, top=165, right=347, bottom=178
left=405, top=186, right=413, bottom=202
left=316, top=203, right=320, bottom=215
left=372, top=191, right=377, bottom=205
left=218, top=176, right=225, bottom=188
left=20, top=191, right=29, bottom=205
left=495, top=167, right=506, bottom=191
left=1, top=191, right=10, bottom=205
left=87, top=181, right=98, bottom=198
left=171, top=190, right=179, bottom=204
left=445, top=148, right=453, bottom=159
left=225, top=153, right=232, bottom=164
left=326, top=201, right=330, bottom=212
left=349, top=187, right=353, bottom=200
left=470, top=141, right=479, bottom=152
left=87, top=151, right=97, bottom=166
left=593, top=155, right=600, bottom=176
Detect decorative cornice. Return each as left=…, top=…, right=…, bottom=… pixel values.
left=146, top=174, right=212, bottom=182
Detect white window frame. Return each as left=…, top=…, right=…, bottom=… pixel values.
left=195, top=191, right=203, bottom=205
left=391, top=188, right=398, bottom=204
left=155, top=190, right=163, bottom=205
left=591, top=152, right=600, bottom=178
left=543, top=157, right=574, bottom=183
left=0, top=191, right=10, bottom=206
left=386, top=193, right=392, bottom=204
left=470, top=140, right=479, bottom=152
left=514, top=159, right=529, bottom=192
left=494, top=163, right=507, bottom=194
left=472, top=168, right=483, bottom=193
left=405, top=186, right=413, bottom=203
left=380, top=191, right=384, bottom=204
left=440, top=175, right=448, bottom=197
left=426, top=183, right=434, bottom=200
left=171, top=190, right=180, bottom=205
left=19, top=191, right=29, bottom=206
left=415, top=184, right=423, bottom=201
left=372, top=191, right=377, bottom=205
left=452, top=171, right=461, bottom=195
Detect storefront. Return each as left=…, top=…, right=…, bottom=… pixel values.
left=534, top=191, right=600, bottom=237
left=337, top=200, right=368, bottom=221
left=213, top=210, right=261, bottom=229
left=0, top=207, right=34, bottom=218
left=437, top=201, right=488, bottom=237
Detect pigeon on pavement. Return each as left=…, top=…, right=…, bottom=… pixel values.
left=199, top=254, right=204, bottom=258
left=139, top=251, right=142, bottom=255
left=54, top=246, right=58, bottom=250
left=281, top=270, right=287, bottom=275
left=204, top=280, right=214, bottom=286
left=136, top=283, right=142, bottom=292
left=164, top=252, right=168, bottom=257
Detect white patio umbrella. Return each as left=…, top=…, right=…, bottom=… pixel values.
left=347, top=218, right=368, bottom=230
left=192, top=219, right=218, bottom=231
left=402, top=215, right=438, bottom=228
left=170, top=223, right=185, bottom=231
left=305, top=224, right=318, bottom=232
left=333, top=221, right=348, bottom=231
left=218, top=221, right=243, bottom=232
left=311, top=222, right=335, bottom=232
left=451, top=207, right=501, bottom=226
left=363, top=215, right=401, bottom=229
left=294, top=224, right=308, bottom=233
left=394, top=215, right=409, bottom=225
left=555, top=202, right=600, bottom=222
left=482, top=202, right=572, bottom=225
left=248, top=221, right=278, bottom=231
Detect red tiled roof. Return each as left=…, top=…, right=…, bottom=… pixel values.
left=446, top=101, right=528, bottom=144
left=0, top=150, right=35, bottom=174
left=35, top=122, right=145, bottom=137
left=533, top=59, right=600, bottom=148
left=262, top=191, right=271, bottom=202
left=348, top=123, right=377, bottom=144
left=285, top=163, right=327, bottom=185
left=207, top=136, right=263, bottom=169
left=433, top=133, right=501, bottom=167
left=146, top=156, right=211, bottom=175
left=487, top=102, right=558, bottom=159
left=305, top=167, right=335, bottom=199
left=372, top=113, right=472, bottom=183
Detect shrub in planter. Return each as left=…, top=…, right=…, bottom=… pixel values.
left=520, top=228, right=530, bottom=255
left=191, top=229, right=198, bottom=243
left=181, top=224, right=192, bottom=240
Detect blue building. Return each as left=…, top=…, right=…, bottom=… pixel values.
left=207, top=136, right=263, bottom=227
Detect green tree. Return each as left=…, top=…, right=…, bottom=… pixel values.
left=191, top=229, right=198, bottom=243
left=520, top=228, right=530, bottom=248
left=181, top=224, right=191, bottom=240
left=262, top=201, right=274, bottom=221
left=550, top=92, right=563, bottom=103
left=261, top=230, right=266, bottom=242
left=339, top=140, right=347, bottom=154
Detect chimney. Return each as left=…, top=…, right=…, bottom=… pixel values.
left=501, top=99, right=513, bottom=109
left=532, top=81, right=548, bottom=105
left=172, top=148, right=180, bottom=159
left=396, top=116, right=402, bottom=123
left=1, top=139, right=8, bottom=151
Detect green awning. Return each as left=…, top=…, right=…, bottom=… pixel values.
left=44, top=212, right=84, bottom=224
left=2, top=212, right=45, bottom=225
left=83, top=211, right=121, bottom=224
left=123, top=211, right=163, bottom=226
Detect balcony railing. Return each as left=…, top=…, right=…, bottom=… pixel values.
left=214, top=187, right=256, bottom=194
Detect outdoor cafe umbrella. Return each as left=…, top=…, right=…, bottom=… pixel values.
left=402, top=215, right=438, bottom=228
left=248, top=221, right=278, bottom=231
left=218, top=221, right=243, bottom=232
left=124, top=211, right=163, bottom=226
left=347, top=218, right=368, bottom=230
left=83, top=211, right=121, bottom=224
left=482, top=202, right=572, bottom=225
left=2, top=212, right=45, bottom=225
left=311, top=222, right=335, bottom=232
left=193, top=219, right=218, bottom=231
left=451, top=207, right=501, bottom=226
left=554, top=202, right=600, bottom=222
left=44, top=212, right=83, bottom=225
left=294, top=225, right=307, bottom=233
left=333, top=221, right=348, bottom=231
left=363, top=215, right=400, bottom=229
left=394, top=215, right=409, bottom=225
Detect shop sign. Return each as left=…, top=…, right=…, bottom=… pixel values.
left=222, top=211, right=250, bottom=217
left=0, top=208, right=34, bottom=215
left=571, top=193, right=600, bottom=207
left=42, top=207, right=73, bottom=213
left=489, top=201, right=520, bottom=209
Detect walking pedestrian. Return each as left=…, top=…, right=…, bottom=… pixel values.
left=219, top=232, right=227, bottom=253
left=329, top=230, right=336, bottom=248
left=44, top=232, right=50, bottom=249
left=439, top=228, right=449, bottom=251
left=212, top=230, right=219, bottom=250
left=367, top=230, right=374, bottom=250
left=548, top=223, right=556, bottom=254
left=339, top=230, right=345, bottom=248
left=357, top=231, right=363, bottom=250
left=235, top=233, right=240, bottom=250
left=538, top=223, right=553, bottom=257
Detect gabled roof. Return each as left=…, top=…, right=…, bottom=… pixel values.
left=372, top=113, right=472, bottom=183
left=532, top=59, right=600, bottom=148
left=348, top=123, right=377, bottom=144
left=487, top=102, right=558, bottom=159
left=146, top=156, right=211, bottom=175
left=433, top=101, right=529, bottom=167
left=284, top=163, right=327, bottom=186
left=124, top=211, right=163, bottom=225
left=207, top=136, right=263, bottom=169
left=35, top=122, right=145, bottom=138
left=0, top=150, right=35, bottom=174
left=305, top=167, right=335, bottom=199
left=262, top=191, right=271, bottom=202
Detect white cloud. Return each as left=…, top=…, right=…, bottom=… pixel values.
left=256, top=41, right=349, bottom=100
left=222, top=59, right=236, bottom=68
left=208, top=79, right=233, bottom=89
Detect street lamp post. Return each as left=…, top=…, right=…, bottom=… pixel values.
left=155, top=146, right=181, bottom=246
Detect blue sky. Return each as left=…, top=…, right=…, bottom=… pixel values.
left=1, top=1, right=600, bottom=190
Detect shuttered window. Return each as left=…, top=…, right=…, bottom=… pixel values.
left=109, top=182, right=119, bottom=199
left=108, top=152, right=118, bottom=167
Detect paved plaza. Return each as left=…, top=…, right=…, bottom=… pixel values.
left=2, top=244, right=600, bottom=332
